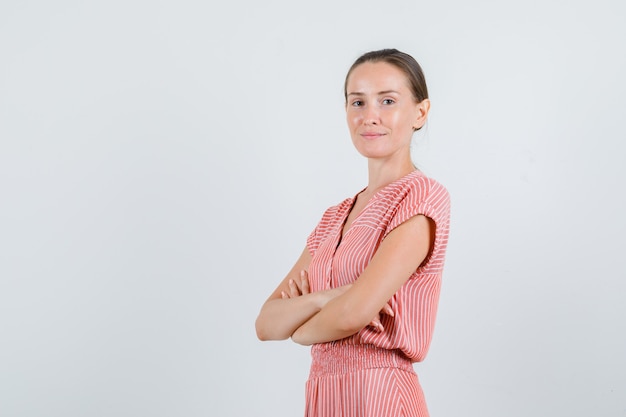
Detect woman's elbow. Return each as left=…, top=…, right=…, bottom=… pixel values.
left=255, top=316, right=291, bottom=341
left=256, top=324, right=268, bottom=341
left=255, top=316, right=274, bottom=341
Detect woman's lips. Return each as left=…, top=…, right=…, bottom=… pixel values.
left=360, top=132, right=386, bottom=139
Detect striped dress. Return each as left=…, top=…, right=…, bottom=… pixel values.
left=305, top=170, right=450, bottom=417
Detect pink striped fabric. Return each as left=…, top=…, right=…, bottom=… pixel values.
left=304, top=170, right=450, bottom=416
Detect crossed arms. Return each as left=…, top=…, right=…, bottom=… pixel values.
left=255, top=214, right=434, bottom=346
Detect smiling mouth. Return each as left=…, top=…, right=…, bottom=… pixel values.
left=360, top=132, right=386, bottom=139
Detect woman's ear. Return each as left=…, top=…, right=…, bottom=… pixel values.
left=413, top=99, right=431, bottom=131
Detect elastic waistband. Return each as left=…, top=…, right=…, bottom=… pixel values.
left=309, top=343, right=413, bottom=379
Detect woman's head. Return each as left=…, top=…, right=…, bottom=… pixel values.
left=344, top=50, right=431, bottom=163
left=344, top=49, right=429, bottom=105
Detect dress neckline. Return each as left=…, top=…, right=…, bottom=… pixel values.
left=339, top=169, right=423, bottom=242
left=351, top=169, right=423, bottom=203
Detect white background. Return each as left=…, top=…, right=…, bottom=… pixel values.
left=1, top=1, right=625, bottom=416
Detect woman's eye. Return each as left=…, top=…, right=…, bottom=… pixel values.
left=382, top=99, right=395, bottom=105
left=352, top=100, right=363, bottom=107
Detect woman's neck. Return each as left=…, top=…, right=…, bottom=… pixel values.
left=364, top=157, right=416, bottom=196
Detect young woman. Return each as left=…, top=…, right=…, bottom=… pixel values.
left=256, top=49, right=450, bottom=417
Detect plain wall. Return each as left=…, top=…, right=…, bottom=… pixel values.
left=1, top=1, right=625, bottom=416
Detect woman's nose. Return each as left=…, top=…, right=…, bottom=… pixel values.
left=364, top=106, right=380, bottom=125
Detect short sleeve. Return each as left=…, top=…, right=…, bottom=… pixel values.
left=306, top=221, right=322, bottom=256
left=383, top=177, right=451, bottom=272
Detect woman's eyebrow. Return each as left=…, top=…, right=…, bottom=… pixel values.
left=377, top=90, right=400, bottom=95
left=347, top=90, right=400, bottom=97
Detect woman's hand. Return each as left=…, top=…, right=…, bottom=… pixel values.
left=281, top=270, right=352, bottom=306
left=281, top=270, right=311, bottom=299
left=368, top=300, right=394, bottom=332
left=284, top=271, right=394, bottom=333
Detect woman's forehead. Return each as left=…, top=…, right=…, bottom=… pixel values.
left=346, top=62, right=411, bottom=94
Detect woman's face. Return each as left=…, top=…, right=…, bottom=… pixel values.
left=345, top=61, right=428, bottom=162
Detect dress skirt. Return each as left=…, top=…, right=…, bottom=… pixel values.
left=305, top=344, right=429, bottom=417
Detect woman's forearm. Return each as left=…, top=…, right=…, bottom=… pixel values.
left=291, top=312, right=358, bottom=346
left=291, top=292, right=370, bottom=345
left=255, top=292, right=324, bottom=341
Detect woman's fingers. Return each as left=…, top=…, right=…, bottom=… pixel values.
left=300, top=270, right=310, bottom=295
left=381, top=301, right=394, bottom=317
left=285, top=270, right=311, bottom=299
left=369, top=301, right=395, bottom=331
left=288, top=279, right=300, bottom=297
left=369, top=314, right=384, bottom=332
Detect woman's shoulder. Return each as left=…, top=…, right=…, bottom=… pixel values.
left=316, top=196, right=353, bottom=225
left=307, top=197, right=353, bottom=249
left=381, top=170, right=449, bottom=205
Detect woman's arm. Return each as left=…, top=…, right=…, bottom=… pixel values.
left=255, top=248, right=351, bottom=341
left=291, top=214, right=434, bottom=346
